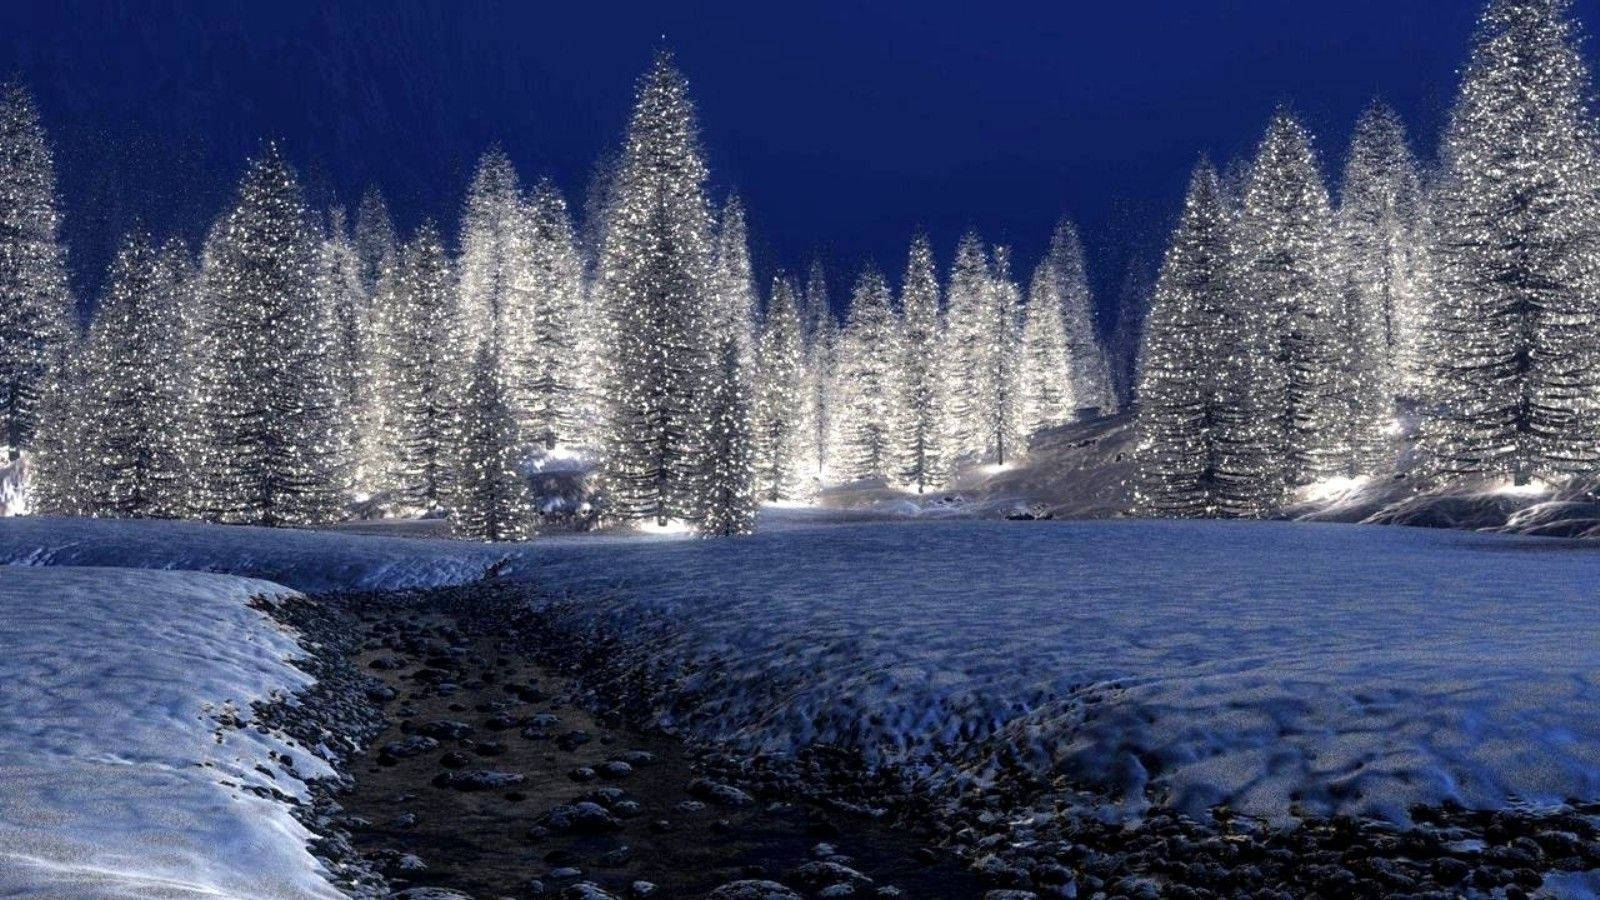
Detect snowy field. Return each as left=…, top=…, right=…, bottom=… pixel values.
left=520, top=517, right=1600, bottom=823
left=5, top=514, right=1600, bottom=897
left=0, top=566, right=339, bottom=898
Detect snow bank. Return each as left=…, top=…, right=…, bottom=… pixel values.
left=0, top=516, right=515, bottom=593
left=522, top=519, right=1600, bottom=823
left=0, top=566, right=340, bottom=898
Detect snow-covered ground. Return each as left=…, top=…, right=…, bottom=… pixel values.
left=521, top=516, right=1600, bottom=824
left=6, top=513, right=1600, bottom=894
left=0, top=515, right=513, bottom=593
left=0, top=566, right=339, bottom=898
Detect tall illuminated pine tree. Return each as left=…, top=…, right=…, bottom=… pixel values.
left=78, top=231, right=190, bottom=517
left=0, top=83, right=73, bottom=459
left=698, top=332, right=759, bottom=535
left=1419, top=0, right=1600, bottom=484
left=191, top=147, right=346, bottom=526
left=752, top=277, right=809, bottom=501
left=1134, top=162, right=1233, bottom=517
left=457, top=148, right=529, bottom=358
left=597, top=53, right=720, bottom=526
left=895, top=233, right=948, bottom=491
left=835, top=268, right=901, bottom=481
left=941, top=232, right=991, bottom=462
left=1045, top=220, right=1116, bottom=415
left=451, top=338, right=531, bottom=541
left=980, top=247, right=1026, bottom=465
left=1223, top=112, right=1346, bottom=507
left=1021, top=259, right=1073, bottom=435
left=1337, top=102, right=1429, bottom=474
left=389, top=223, right=464, bottom=513
left=801, top=261, right=838, bottom=482
left=518, top=180, right=595, bottom=450
left=711, top=194, right=758, bottom=357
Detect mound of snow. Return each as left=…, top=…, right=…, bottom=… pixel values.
left=523, top=519, right=1600, bottom=824
left=0, top=516, right=515, bottom=593
left=0, top=567, right=341, bottom=898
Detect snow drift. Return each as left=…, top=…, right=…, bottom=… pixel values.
left=0, top=566, right=340, bottom=898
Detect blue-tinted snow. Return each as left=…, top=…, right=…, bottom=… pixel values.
left=520, top=517, right=1600, bottom=822
left=0, top=566, right=339, bottom=898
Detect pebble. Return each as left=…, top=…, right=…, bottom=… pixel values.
left=688, top=778, right=755, bottom=808
left=706, top=881, right=804, bottom=900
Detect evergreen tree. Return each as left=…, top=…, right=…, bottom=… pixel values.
left=26, top=346, right=86, bottom=515
left=1419, top=0, right=1600, bottom=483
left=980, top=247, right=1026, bottom=465
left=0, top=83, right=73, bottom=457
left=752, top=277, right=809, bottom=501
left=191, top=147, right=346, bottom=526
left=1046, top=220, right=1117, bottom=415
left=458, top=148, right=531, bottom=371
left=451, top=338, right=531, bottom=541
left=597, top=53, right=719, bottom=526
left=801, top=261, right=838, bottom=482
left=698, top=334, right=759, bottom=535
left=318, top=207, right=370, bottom=493
left=895, top=233, right=948, bottom=491
left=1134, top=162, right=1234, bottom=518
left=353, top=186, right=396, bottom=296
left=158, top=238, right=206, bottom=513
left=516, top=180, right=596, bottom=450
left=387, top=223, right=463, bottom=513
left=941, top=232, right=992, bottom=462
left=1225, top=112, right=1347, bottom=506
left=78, top=231, right=189, bottom=517
left=835, top=268, right=901, bottom=481
left=1338, top=101, right=1429, bottom=474
left=711, top=194, right=758, bottom=357
left=1020, top=259, right=1073, bottom=435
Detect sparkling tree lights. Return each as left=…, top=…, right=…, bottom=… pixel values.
left=894, top=233, right=949, bottom=492
left=1418, top=0, right=1600, bottom=485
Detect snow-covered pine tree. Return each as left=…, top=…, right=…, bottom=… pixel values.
left=389, top=222, right=464, bottom=514
left=1046, top=220, right=1116, bottom=416
left=801, top=261, right=838, bottom=483
left=25, top=346, right=86, bottom=515
left=158, top=238, right=206, bottom=514
left=1418, top=0, right=1600, bottom=484
left=0, top=83, right=73, bottom=459
left=1225, top=111, right=1347, bottom=506
left=711, top=194, right=758, bottom=358
left=980, top=246, right=1026, bottom=466
left=318, top=207, right=371, bottom=494
left=191, top=146, right=347, bottom=526
left=697, top=332, right=759, bottom=535
left=515, top=180, right=594, bottom=451
left=1337, top=101, right=1429, bottom=474
left=895, top=233, right=948, bottom=491
left=752, top=277, right=809, bottom=501
left=77, top=231, right=189, bottom=517
left=834, top=267, right=901, bottom=481
left=1134, top=162, right=1234, bottom=518
left=597, top=52, right=720, bottom=527
left=1020, top=259, right=1073, bottom=436
left=458, top=148, right=532, bottom=380
left=450, top=338, right=531, bottom=541
left=941, top=231, right=992, bottom=463
left=353, top=186, right=396, bottom=297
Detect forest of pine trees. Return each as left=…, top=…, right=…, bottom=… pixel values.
left=11, top=0, right=1600, bottom=538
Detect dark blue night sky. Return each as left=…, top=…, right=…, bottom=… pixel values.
left=3, top=0, right=1595, bottom=323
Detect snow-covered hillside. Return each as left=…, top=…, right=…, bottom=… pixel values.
left=522, top=517, right=1600, bottom=824
left=0, top=567, right=340, bottom=898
